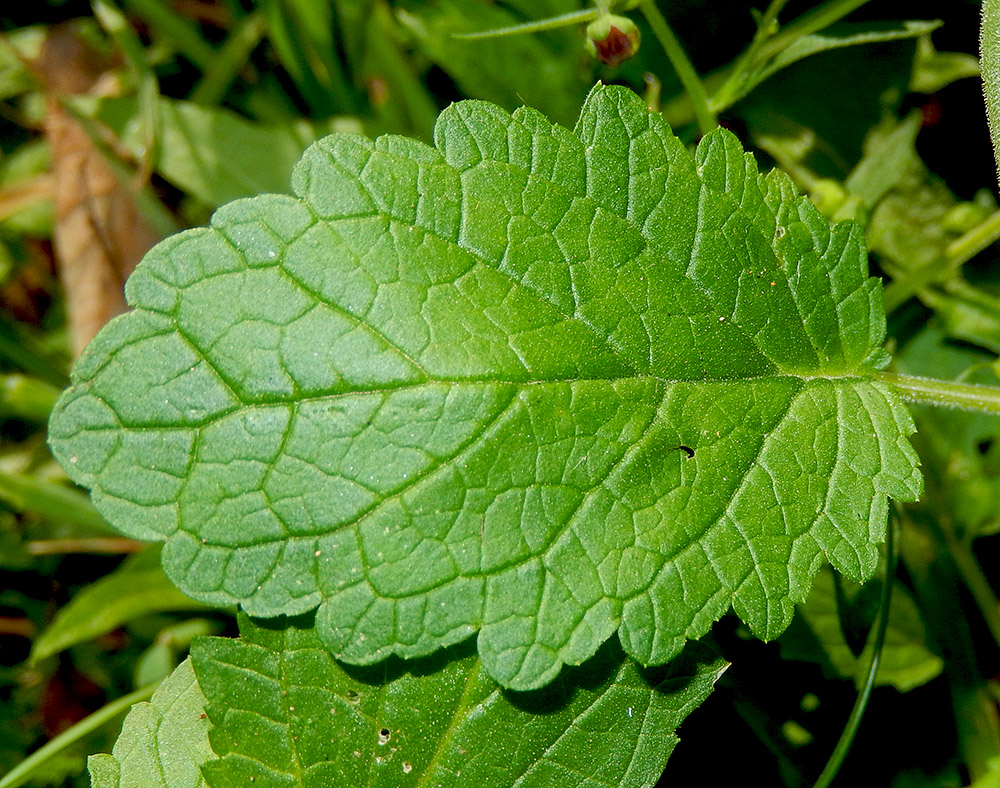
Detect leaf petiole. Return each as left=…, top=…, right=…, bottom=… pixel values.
left=875, top=372, right=1000, bottom=416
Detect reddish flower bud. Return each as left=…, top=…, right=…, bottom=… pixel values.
left=585, top=14, right=641, bottom=67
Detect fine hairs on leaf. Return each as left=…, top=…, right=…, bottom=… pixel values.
left=48, top=83, right=922, bottom=692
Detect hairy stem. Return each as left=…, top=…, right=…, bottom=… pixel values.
left=983, top=0, right=1000, bottom=185
left=875, top=372, right=1000, bottom=416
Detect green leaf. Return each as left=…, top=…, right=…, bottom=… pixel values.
left=0, top=470, right=111, bottom=535
left=910, top=37, right=980, bottom=94
left=859, top=113, right=992, bottom=287
left=742, top=43, right=916, bottom=184
left=396, top=0, right=591, bottom=128
left=88, top=660, right=212, bottom=788
left=742, top=20, right=942, bottom=101
left=193, top=613, right=725, bottom=788
left=844, top=113, right=922, bottom=209
left=48, top=84, right=922, bottom=690
left=87, top=614, right=724, bottom=788
left=87, top=94, right=362, bottom=209
left=780, top=565, right=943, bottom=692
left=31, top=545, right=213, bottom=663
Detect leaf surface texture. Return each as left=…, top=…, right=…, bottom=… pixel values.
left=195, top=615, right=724, bottom=788
left=49, top=85, right=922, bottom=689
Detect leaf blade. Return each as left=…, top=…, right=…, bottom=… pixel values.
left=192, top=614, right=725, bottom=788
left=49, top=84, right=922, bottom=690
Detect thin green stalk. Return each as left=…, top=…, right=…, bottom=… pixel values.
left=190, top=11, right=267, bottom=106
left=711, top=0, right=791, bottom=111
left=638, top=0, right=715, bottom=135
left=123, top=0, right=216, bottom=70
left=810, top=515, right=898, bottom=788
left=452, top=8, right=598, bottom=39
left=92, top=0, right=160, bottom=183
left=874, top=372, right=1000, bottom=416
left=758, top=0, right=874, bottom=62
left=945, top=535, right=1000, bottom=653
left=0, top=682, right=159, bottom=788
left=882, top=209, right=1000, bottom=312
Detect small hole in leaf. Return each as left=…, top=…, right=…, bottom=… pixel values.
left=378, top=727, right=391, bottom=745
left=977, top=438, right=994, bottom=455
left=345, top=690, right=360, bottom=703
left=678, top=445, right=695, bottom=458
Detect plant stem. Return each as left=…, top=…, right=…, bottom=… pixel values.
left=638, top=0, right=715, bottom=135
left=983, top=0, right=1000, bottom=184
left=452, top=8, right=598, bottom=39
left=810, top=515, right=898, bottom=788
left=190, top=11, right=267, bottom=106
left=0, top=682, right=159, bottom=788
left=874, top=372, right=1000, bottom=416
left=945, top=535, right=1000, bottom=653
left=711, top=0, right=791, bottom=111
left=758, top=0, right=874, bottom=62
left=882, top=209, right=1000, bottom=312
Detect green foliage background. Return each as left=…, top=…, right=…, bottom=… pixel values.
left=1, top=1, right=999, bottom=787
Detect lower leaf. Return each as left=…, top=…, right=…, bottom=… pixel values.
left=197, top=613, right=725, bottom=788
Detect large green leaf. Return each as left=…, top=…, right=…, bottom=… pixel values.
left=48, top=84, right=922, bottom=690
left=191, top=614, right=724, bottom=788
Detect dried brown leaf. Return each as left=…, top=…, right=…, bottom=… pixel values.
left=35, top=25, right=161, bottom=356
